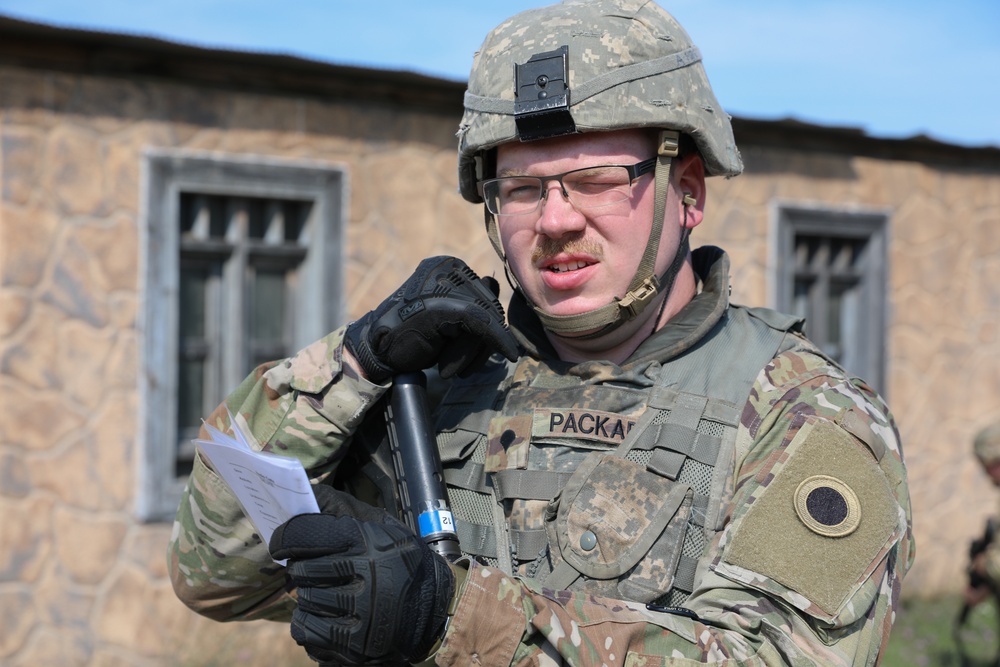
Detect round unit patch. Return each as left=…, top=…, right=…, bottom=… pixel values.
left=793, top=475, right=861, bottom=537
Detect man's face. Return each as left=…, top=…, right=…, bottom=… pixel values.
left=494, top=129, right=682, bottom=321
left=986, top=460, right=1000, bottom=486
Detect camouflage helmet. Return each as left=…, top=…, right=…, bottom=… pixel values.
left=974, top=421, right=1000, bottom=467
left=457, top=0, right=743, bottom=204
left=457, top=0, right=742, bottom=340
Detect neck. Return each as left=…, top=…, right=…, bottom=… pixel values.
left=545, top=260, right=697, bottom=365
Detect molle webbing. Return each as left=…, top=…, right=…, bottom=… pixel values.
left=446, top=465, right=571, bottom=562
left=435, top=305, right=805, bottom=602
left=446, top=466, right=592, bottom=506
left=453, top=517, right=550, bottom=564
left=623, top=306, right=804, bottom=602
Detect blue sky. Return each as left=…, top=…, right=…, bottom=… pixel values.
left=2, top=0, right=997, bottom=148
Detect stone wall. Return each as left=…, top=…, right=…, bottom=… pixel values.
left=2, top=54, right=999, bottom=666
left=0, top=63, right=501, bottom=667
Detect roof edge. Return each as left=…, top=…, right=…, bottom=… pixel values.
left=2, top=12, right=997, bottom=162
left=0, top=13, right=467, bottom=112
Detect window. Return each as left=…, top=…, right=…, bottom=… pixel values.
left=139, top=151, right=345, bottom=521
left=773, top=205, right=889, bottom=394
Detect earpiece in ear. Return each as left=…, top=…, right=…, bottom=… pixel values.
left=682, top=193, right=697, bottom=207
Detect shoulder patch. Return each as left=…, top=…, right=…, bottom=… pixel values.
left=719, top=417, right=901, bottom=618
left=794, top=475, right=861, bottom=538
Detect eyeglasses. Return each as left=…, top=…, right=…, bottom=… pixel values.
left=479, top=157, right=657, bottom=217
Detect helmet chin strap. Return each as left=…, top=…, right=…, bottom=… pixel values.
left=485, top=130, right=691, bottom=341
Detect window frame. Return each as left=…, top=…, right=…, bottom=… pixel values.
left=770, top=202, right=890, bottom=395
left=138, top=150, right=347, bottom=522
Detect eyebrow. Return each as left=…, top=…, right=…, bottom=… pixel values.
left=495, top=163, right=634, bottom=179
left=495, top=167, right=527, bottom=178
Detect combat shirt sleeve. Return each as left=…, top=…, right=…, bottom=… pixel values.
left=167, top=325, right=388, bottom=622
left=431, top=348, right=914, bottom=667
left=982, top=500, right=1000, bottom=583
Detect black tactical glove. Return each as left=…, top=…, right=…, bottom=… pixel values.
left=269, top=506, right=456, bottom=666
left=344, top=255, right=517, bottom=383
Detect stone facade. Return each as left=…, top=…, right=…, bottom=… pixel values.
left=1, top=15, right=999, bottom=667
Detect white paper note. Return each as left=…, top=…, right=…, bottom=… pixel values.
left=194, top=412, right=319, bottom=563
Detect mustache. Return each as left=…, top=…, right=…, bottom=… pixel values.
left=531, top=237, right=604, bottom=264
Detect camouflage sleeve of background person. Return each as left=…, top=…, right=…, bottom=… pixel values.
left=167, top=325, right=389, bottom=621
left=432, top=348, right=914, bottom=667
left=975, top=422, right=1000, bottom=585
left=982, top=494, right=1000, bottom=585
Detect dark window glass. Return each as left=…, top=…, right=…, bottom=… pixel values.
left=778, top=208, right=887, bottom=394
left=176, top=193, right=312, bottom=476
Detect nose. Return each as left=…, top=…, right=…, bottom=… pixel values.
left=535, top=180, right=586, bottom=238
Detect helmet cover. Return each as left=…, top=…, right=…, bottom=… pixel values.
left=458, top=0, right=743, bottom=202
left=975, top=421, right=1000, bottom=467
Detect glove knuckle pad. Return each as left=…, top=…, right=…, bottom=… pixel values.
left=289, top=554, right=358, bottom=587
left=297, top=585, right=357, bottom=617
left=347, top=253, right=514, bottom=381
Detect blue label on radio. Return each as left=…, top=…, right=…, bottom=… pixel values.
left=418, top=509, right=455, bottom=537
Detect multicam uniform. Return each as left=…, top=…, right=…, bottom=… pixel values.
left=974, top=423, right=1000, bottom=584
left=169, top=247, right=913, bottom=666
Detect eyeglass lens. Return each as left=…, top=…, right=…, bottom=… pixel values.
left=484, top=165, right=636, bottom=216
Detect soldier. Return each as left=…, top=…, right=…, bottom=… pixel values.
left=964, top=421, right=1000, bottom=609
left=169, top=1, right=913, bottom=665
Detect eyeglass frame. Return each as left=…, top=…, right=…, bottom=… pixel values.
left=478, top=157, right=658, bottom=217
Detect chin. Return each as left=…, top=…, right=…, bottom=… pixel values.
left=537, top=297, right=605, bottom=318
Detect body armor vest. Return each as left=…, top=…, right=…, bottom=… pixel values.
left=432, top=304, right=805, bottom=607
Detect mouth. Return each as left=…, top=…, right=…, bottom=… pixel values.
left=531, top=240, right=604, bottom=292
left=545, top=259, right=595, bottom=273
left=536, top=253, right=599, bottom=293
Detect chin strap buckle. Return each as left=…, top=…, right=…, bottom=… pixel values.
left=618, top=277, right=660, bottom=319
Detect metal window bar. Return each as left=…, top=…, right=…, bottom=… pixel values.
left=793, top=234, right=865, bottom=365
left=176, top=192, right=310, bottom=475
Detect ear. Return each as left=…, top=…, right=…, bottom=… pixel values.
left=674, top=153, right=706, bottom=229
